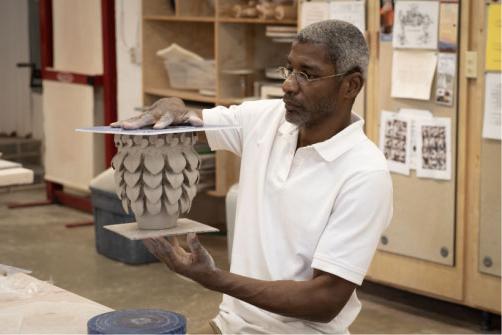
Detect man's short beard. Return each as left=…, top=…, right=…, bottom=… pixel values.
left=286, top=100, right=333, bottom=128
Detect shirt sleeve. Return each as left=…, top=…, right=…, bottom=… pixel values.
left=312, top=170, right=393, bottom=285
left=202, top=105, right=244, bottom=156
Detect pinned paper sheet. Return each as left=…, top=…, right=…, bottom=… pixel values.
left=391, top=50, right=437, bottom=100
left=435, top=53, right=457, bottom=106
left=482, top=72, right=502, bottom=140
left=329, top=1, right=366, bottom=34
left=379, top=111, right=412, bottom=175
left=393, top=0, right=439, bottom=50
left=415, top=117, right=452, bottom=180
left=299, top=1, right=329, bottom=29
left=485, top=3, right=501, bottom=71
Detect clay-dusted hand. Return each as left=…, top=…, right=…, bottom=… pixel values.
left=143, top=233, right=218, bottom=286
left=110, top=97, right=203, bottom=129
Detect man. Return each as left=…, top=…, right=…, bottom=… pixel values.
left=113, top=20, right=393, bottom=333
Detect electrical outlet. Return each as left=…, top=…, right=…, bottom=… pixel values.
left=465, top=51, right=478, bottom=78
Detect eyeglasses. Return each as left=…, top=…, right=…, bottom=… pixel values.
left=277, top=66, right=346, bottom=84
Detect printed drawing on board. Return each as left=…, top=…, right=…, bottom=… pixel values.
left=393, top=1, right=439, bottom=49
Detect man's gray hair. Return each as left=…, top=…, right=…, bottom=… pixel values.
left=296, top=20, right=369, bottom=79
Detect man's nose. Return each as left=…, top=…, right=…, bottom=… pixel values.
left=282, top=75, right=299, bottom=95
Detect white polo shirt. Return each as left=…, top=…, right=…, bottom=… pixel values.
left=203, top=99, right=393, bottom=334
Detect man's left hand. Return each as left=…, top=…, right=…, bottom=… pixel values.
left=143, top=233, right=218, bottom=286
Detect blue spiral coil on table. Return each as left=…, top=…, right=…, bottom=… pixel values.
left=87, top=309, right=186, bottom=334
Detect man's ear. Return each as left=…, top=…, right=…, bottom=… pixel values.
left=342, top=72, right=364, bottom=100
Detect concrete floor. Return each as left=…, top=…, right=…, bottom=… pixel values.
left=1, top=185, right=500, bottom=334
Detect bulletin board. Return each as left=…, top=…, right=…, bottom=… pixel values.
left=479, top=140, right=501, bottom=276
left=375, top=1, right=459, bottom=266
left=478, top=1, right=501, bottom=278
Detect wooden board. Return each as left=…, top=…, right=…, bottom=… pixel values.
left=479, top=140, right=501, bottom=277
left=0, top=168, right=34, bottom=187
left=0, top=160, right=21, bottom=170
left=104, top=218, right=219, bottom=240
left=375, top=42, right=457, bottom=266
left=43, top=80, right=105, bottom=192
left=52, top=0, right=103, bottom=74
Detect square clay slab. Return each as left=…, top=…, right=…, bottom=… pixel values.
left=104, top=218, right=219, bottom=240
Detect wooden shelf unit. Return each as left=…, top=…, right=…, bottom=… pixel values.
left=142, top=0, right=297, bottom=195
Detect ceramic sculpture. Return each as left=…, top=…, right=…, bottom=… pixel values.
left=111, top=132, right=200, bottom=230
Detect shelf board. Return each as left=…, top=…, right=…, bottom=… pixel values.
left=217, top=17, right=297, bottom=25
left=143, top=15, right=215, bottom=23
left=144, top=87, right=216, bottom=104
left=216, top=97, right=246, bottom=106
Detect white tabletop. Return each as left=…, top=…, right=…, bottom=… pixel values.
left=0, top=273, right=112, bottom=333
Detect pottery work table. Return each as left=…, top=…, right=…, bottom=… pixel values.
left=0, top=273, right=112, bottom=333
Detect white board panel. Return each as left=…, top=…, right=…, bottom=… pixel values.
left=52, top=0, right=103, bottom=74
left=0, top=0, right=32, bottom=136
left=43, top=80, right=105, bottom=192
left=376, top=42, right=456, bottom=266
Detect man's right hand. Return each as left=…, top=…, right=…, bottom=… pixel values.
left=110, top=97, right=203, bottom=129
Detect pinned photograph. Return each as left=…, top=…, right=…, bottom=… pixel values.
left=380, top=0, right=395, bottom=41
left=438, top=2, right=459, bottom=52
left=393, top=0, right=439, bottom=49
left=435, top=53, right=457, bottom=106
left=379, top=111, right=412, bottom=175
left=416, top=117, right=452, bottom=180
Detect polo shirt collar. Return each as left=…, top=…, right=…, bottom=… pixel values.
left=277, top=113, right=366, bottom=162
left=312, top=113, right=366, bottom=162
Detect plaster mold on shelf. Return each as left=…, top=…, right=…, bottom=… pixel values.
left=112, top=132, right=200, bottom=230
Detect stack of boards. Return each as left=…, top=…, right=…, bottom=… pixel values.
left=0, top=159, right=33, bottom=187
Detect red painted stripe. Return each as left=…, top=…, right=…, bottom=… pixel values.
left=39, top=0, right=53, bottom=69
left=42, top=69, right=104, bottom=86
left=101, top=0, right=118, bottom=166
left=55, top=190, right=93, bottom=213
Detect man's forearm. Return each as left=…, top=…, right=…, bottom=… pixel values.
left=200, top=268, right=353, bottom=323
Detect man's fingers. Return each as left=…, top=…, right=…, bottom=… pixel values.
left=143, top=238, right=176, bottom=269
left=167, top=236, right=179, bottom=247
left=143, top=239, right=157, bottom=255
left=109, top=120, right=123, bottom=128
left=156, top=237, right=185, bottom=270
left=186, top=112, right=204, bottom=127
left=187, top=233, right=202, bottom=254
left=153, top=112, right=175, bottom=129
left=123, top=113, right=156, bottom=129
